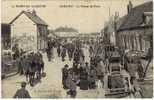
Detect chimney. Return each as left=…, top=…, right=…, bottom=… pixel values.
left=32, top=9, right=36, bottom=16
left=127, top=1, right=133, bottom=14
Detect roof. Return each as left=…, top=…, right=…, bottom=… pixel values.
left=55, top=32, right=79, bottom=38
left=10, top=11, right=48, bottom=26
left=116, top=15, right=127, bottom=30
left=78, top=32, right=100, bottom=38
left=2, top=23, right=10, bottom=26
left=55, top=27, right=78, bottom=33
left=118, top=1, right=153, bottom=31
left=48, top=30, right=58, bottom=38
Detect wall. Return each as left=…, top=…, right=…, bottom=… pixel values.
left=117, top=28, right=151, bottom=53
left=37, top=25, right=48, bottom=50
left=2, top=24, right=11, bottom=49
left=11, top=13, right=37, bottom=51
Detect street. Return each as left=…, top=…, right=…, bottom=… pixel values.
left=2, top=47, right=105, bottom=98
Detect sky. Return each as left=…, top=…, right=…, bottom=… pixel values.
left=1, top=0, right=151, bottom=33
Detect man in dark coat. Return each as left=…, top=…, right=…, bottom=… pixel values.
left=73, top=48, right=80, bottom=64
left=79, top=67, right=88, bottom=90
left=36, top=52, right=44, bottom=81
left=61, top=46, right=66, bottom=62
left=12, top=44, right=20, bottom=60
left=67, top=43, right=75, bottom=61
left=16, top=57, right=22, bottom=75
left=24, top=55, right=30, bottom=82
left=69, top=79, right=77, bottom=98
left=57, top=43, right=61, bottom=57
left=72, top=62, right=78, bottom=75
left=18, top=57, right=24, bottom=75
left=62, top=64, right=69, bottom=89
left=29, top=53, right=36, bottom=86
left=89, top=67, right=97, bottom=89
left=13, top=82, right=31, bottom=98
left=46, top=40, right=53, bottom=61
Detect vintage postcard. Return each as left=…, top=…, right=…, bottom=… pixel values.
left=1, top=0, right=153, bottom=98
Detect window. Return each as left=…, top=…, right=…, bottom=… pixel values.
left=38, top=27, right=42, bottom=36
left=143, top=12, right=152, bottom=25
left=38, top=26, right=44, bottom=36
left=131, top=35, right=134, bottom=50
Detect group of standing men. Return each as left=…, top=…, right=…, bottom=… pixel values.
left=16, top=51, right=44, bottom=86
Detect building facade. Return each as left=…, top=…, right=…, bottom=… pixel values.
left=54, top=27, right=79, bottom=42
left=1, top=23, right=11, bottom=50
left=78, top=32, right=101, bottom=42
left=117, top=1, right=153, bottom=53
left=10, top=10, right=48, bottom=51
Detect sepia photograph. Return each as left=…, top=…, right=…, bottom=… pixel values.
left=1, top=0, right=153, bottom=98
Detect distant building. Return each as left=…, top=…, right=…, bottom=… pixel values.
left=78, top=32, right=100, bottom=42
left=10, top=10, right=48, bottom=51
left=1, top=23, right=11, bottom=50
left=54, top=26, right=79, bottom=41
left=117, top=1, right=153, bottom=53
left=48, top=29, right=58, bottom=39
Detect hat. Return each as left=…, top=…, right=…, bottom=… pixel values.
left=64, top=64, right=69, bottom=68
left=21, top=82, right=27, bottom=87
left=72, top=78, right=76, bottom=82
left=85, top=62, right=88, bottom=64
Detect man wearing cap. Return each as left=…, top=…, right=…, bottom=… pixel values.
left=69, top=78, right=77, bottom=98
left=13, top=82, right=31, bottom=98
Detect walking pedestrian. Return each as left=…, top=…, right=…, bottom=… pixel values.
left=69, top=79, right=77, bottom=98
left=62, top=64, right=69, bottom=89
left=88, top=67, right=97, bottom=89
left=46, top=39, right=53, bottom=61
left=61, top=46, right=66, bottom=62
left=36, top=52, right=44, bottom=81
left=85, top=62, right=90, bottom=75
left=57, top=44, right=61, bottom=57
left=79, top=67, right=89, bottom=90
left=13, top=82, right=31, bottom=98
left=66, top=69, right=77, bottom=98
left=25, top=55, right=30, bottom=82
left=12, top=44, right=20, bottom=60
left=89, top=45, right=94, bottom=58
left=96, top=59, right=106, bottom=87
left=29, top=53, right=36, bottom=86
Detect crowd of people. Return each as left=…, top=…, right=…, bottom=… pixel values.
left=18, top=51, right=44, bottom=86
left=11, top=37, right=151, bottom=98
left=58, top=38, right=147, bottom=98
left=46, top=39, right=79, bottom=62
left=58, top=39, right=107, bottom=98
left=11, top=43, right=45, bottom=87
